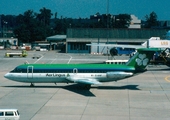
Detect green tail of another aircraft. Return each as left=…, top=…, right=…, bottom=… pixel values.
left=126, top=48, right=160, bottom=71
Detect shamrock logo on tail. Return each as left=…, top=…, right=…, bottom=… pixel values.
left=136, top=54, right=149, bottom=66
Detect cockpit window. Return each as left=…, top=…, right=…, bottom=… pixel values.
left=10, top=68, right=17, bottom=73
left=10, top=67, right=24, bottom=73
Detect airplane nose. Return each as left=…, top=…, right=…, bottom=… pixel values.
left=4, top=73, right=18, bottom=81
left=4, top=73, right=10, bottom=79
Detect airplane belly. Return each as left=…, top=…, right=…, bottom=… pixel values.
left=30, top=77, right=66, bottom=83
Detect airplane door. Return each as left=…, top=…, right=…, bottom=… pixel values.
left=27, top=66, right=33, bottom=78
left=73, top=68, right=78, bottom=75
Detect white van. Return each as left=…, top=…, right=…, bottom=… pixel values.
left=0, top=109, right=20, bottom=120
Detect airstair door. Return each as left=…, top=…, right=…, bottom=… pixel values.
left=27, top=66, right=33, bottom=79
left=73, top=68, right=78, bottom=75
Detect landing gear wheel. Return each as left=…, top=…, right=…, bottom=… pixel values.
left=30, top=83, right=35, bottom=87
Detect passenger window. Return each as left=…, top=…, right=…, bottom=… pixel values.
left=5, top=111, right=14, bottom=116
left=0, top=112, right=4, bottom=116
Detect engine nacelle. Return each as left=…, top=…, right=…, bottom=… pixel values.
left=106, top=72, right=133, bottom=79
left=110, top=48, right=118, bottom=56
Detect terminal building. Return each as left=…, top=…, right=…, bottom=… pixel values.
left=0, top=29, right=167, bottom=54
left=66, top=28, right=167, bottom=54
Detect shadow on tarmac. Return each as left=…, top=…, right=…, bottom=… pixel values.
left=2, top=84, right=140, bottom=97
left=147, top=68, right=170, bottom=71
left=93, top=85, right=140, bottom=90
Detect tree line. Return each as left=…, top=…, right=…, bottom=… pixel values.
left=0, top=7, right=159, bottom=43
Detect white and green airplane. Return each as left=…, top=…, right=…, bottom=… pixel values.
left=4, top=48, right=159, bottom=88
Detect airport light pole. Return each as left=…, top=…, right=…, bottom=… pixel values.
left=107, top=0, right=110, bottom=59
left=3, top=21, right=8, bottom=38
left=0, top=16, right=2, bottom=37
left=106, top=0, right=109, bottom=43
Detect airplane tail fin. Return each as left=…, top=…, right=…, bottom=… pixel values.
left=126, top=48, right=160, bottom=71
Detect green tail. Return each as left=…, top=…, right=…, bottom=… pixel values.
left=126, top=48, right=160, bottom=71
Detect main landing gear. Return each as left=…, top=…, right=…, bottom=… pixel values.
left=30, top=83, right=35, bottom=87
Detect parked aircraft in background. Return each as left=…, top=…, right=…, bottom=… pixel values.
left=87, top=37, right=170, bottom=56
left=4, top=48, right=159, bottom=89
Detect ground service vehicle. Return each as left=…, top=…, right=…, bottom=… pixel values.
left=5, top=50, right=27, bottom=57
left=0, top=109, right=20, bottom=120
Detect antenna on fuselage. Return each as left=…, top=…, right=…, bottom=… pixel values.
left=24, top=61, right=29, bottom=64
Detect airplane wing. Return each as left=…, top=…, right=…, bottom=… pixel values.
left=66, top=76, right=102, bottom=85
left=86, top=43, right=146, bottom=49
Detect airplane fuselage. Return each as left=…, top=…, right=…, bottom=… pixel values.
left=5, top=72, right=133, bottom=83
left=4, top=64, right=134, bottom=84
left=4, top=48, right=160, bottom=86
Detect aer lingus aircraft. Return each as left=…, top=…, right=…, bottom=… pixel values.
left=4, top=48, right=159, bottom=89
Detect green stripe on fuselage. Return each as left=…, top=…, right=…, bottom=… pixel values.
left=14, top=64, right=135, bottom=73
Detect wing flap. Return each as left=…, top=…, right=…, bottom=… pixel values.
left=75, top=79, right=102, bottom=85
left=66, top=77, right=102, bottom=85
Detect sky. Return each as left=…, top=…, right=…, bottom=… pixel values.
left=0, top=0, right=170, bottom=20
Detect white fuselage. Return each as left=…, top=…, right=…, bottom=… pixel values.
left=4, top=72, right=133, bottom=83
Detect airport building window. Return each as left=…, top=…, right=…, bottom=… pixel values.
left=69, top=42, right=89, bottom=51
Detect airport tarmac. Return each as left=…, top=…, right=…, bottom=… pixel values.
left=0, top=50, right=170, bottom=120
